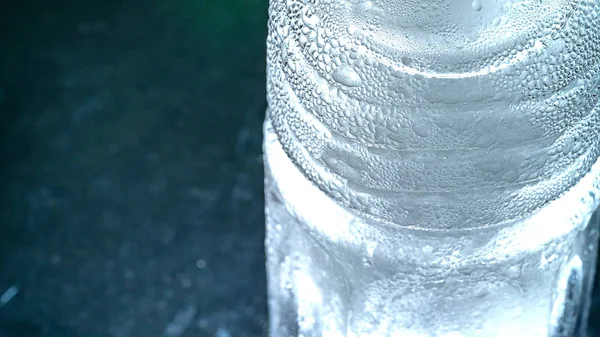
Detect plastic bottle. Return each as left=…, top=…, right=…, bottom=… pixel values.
left=264, top=0, right=600, bottom=336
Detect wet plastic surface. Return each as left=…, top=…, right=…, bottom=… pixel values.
left=0, top=1, right=599, bottom=336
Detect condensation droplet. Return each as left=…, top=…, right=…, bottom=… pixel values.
left=301, top=6, right=320, bottom=29
left=422, top=245, right=434, bottom=254
left=332, top=65, right=362, bottom=87
left=506, top=264, right=522, bottom=279
left=355, top=1, right=373, bottom=11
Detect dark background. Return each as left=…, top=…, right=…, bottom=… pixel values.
left=0, top=1, right=599, bottom=336
left=1, top=0, right=267, bottom=336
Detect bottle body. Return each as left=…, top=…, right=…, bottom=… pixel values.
left=265, top=0, right=600, bottom=335
left=265, top=119, right=600, bottom=336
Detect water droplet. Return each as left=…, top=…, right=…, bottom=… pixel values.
left=471, top=0, right=482, bottom=11
left=506, top=264, right=522, bottom=279
left=196, top=259, right=207, bottom=269
left=474, top=283, right=489, bottom=298
left=347, top=25, right=358, bottom=35
left=412, top=122, right=431, bottom=137
left=401, top=56, right=413, bottom=66
left=422, top=245, right=434, bottom=254
left=332, top=65, right=362, bottom=87
left=301, top=6, right=320, bottom=29
left=355, top=1, right=373, bottom=11
left=366, top=242, right=377, bottom=257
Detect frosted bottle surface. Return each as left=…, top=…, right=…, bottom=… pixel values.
left=264, top=0, right=600, bottom=336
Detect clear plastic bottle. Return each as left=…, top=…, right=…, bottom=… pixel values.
left=264, top=0, right=600, bottom=336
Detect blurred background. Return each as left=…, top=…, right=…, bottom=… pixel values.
left=1, top=1, right=600, bottom=337
left=1, top=0, right=267, bottom=336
